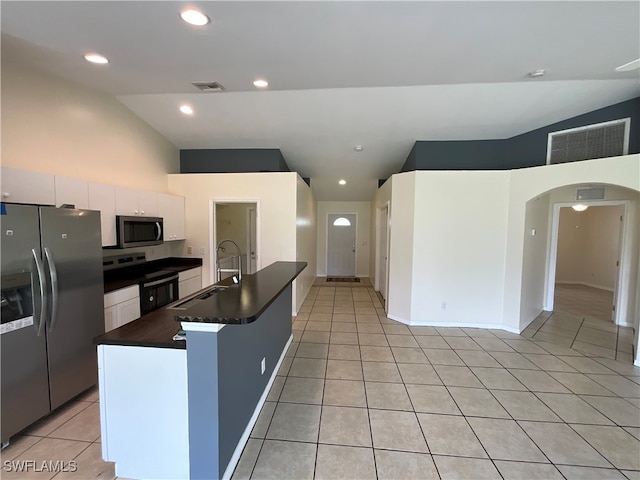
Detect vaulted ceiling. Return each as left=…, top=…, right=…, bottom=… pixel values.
left=2, top=1, right=639, bottom=200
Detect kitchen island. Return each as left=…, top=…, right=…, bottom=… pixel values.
left=94, top=261, right=307, bottom=480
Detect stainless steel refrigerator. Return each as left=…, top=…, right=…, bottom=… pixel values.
left=1, top=204, right=104, bottom=443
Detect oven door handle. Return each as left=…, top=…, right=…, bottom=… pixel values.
left=142, top=275, right=178, bottom=289
left=155, top=222, right=162, bottom=241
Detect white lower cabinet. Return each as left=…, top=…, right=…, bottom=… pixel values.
left=178, top=267, right=202, bottom=299
left=104, top=285, right=140, bottom=332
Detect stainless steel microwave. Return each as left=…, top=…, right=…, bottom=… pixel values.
left=116, top=216, right=163, bottom=248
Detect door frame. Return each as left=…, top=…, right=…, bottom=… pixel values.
left=210, top=199, right=261, bottom=284
left=545, top=200, right=630, bottom=325
left=325, top=212, right=358, bottom=277
left=375, top=202, right=390, bottom=308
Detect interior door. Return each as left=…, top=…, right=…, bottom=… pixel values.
left=379, top=207, right=389, bottom=300
left=327, top=214, right=356, bottom=277
left=248, top=208, right=257, bottom=274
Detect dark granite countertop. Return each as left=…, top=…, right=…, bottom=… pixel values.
left=95, top=261, right=306, bottom=349
left=103, top=257, right=203, bottom=293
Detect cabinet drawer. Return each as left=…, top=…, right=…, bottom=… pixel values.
left=178, top=267, right=202, bottom=282
left=104, top=285, right=139, bottom=308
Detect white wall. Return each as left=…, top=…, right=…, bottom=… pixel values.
left=167, top=172, right=301, bottom=310
left=505, top=155, right=640, bottom=331
left=405, top=171, right=510, bottom=328
left=316, top=201, right=371, bottom=277
left=1, top=61, right=178, bottom=192
left=556, top=207, right=585, bottom=284
left=384, top=155, right=639, bottom=337
left=296, top=177, right=317, bottom=312
left=556, top=205, right=624, bottom=291
left=519, top=194, right=551, bottom=330
left=388, top=174, right=415, bottom=321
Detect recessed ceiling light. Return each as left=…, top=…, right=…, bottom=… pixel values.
left=615, top=58, right=640, bottom=72
left=84, top=53, right=109, bottom=64
left=528, top=69, right=545, bottom=78
left=354, top=145, right=364, bottom=152
left=253, top=79, right=269, bottom=88
left=180, top=8, right=210, bottom=26
left=338, top=179, right=347, bottom=185
left=179, top=104, right=194, bottom=115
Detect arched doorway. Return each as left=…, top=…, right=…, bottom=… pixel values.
left=519, top=183, right=639, bottom=363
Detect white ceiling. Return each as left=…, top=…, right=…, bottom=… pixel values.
left=2, top=1, right=639, bottom=201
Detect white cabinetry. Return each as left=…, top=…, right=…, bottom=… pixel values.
left=158, top=193, right=185, bottom=241
left=178, top=267, right=202, bottom=299
left=89, top=182, right=117, bottom=247
left=1, top=166, right=55, bottom=205
left=55, top=175, right=89, bottom=209
left=104, top=285, right=140, bottom=333
left=115, top=187, right=158, bottom=217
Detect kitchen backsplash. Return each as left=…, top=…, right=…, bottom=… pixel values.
left=102, top=240, right=185, bottom=261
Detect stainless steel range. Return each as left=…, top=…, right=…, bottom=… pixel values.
left=103, top=253, right=179, bottom=316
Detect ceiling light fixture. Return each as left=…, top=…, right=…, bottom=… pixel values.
left=615, top=58, right=640, bottom=72
left=180, top=8, right=210, bottom=26
left=527, top=69, right=546, bottom=78
left=179, top=104, right=194, bottom=115
left=354, top=145, right=364, bottom=152
left=84, top=53, right=109, bottom=64
left=253, top=79, right=269, bottom=88
left=338, top=179, right=347, bottom=185
left=572, top=204, right=589, bottom=212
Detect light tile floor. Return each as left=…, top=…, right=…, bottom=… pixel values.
left=0, top=388, right=113, bottom=480
left=3, top=278, right=638, bottom=480
left=554, top=283, right=614, bottom=323
left=235, top=279, right=640, bottom=480
left=523, top=284, right=635, bottom=362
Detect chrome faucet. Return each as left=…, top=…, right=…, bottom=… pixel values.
left=215, top=239, right=242, bottom=284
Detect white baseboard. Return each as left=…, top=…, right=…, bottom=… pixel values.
left=386, top=314, right=521, bottom=334
left=221, top=334, right=293, bottom=480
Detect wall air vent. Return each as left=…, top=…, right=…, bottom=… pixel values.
left=576, top=187, right=605, bottom=201
left=192, top=81, right=225, bottom=92
left=546, top=118, right=630, bottom=165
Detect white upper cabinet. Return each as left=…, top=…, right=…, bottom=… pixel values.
left=89, top=182, right=117, bottom=246
left=138, top=190, right=159, bottom=217
left=1, top=166, right=55, bottom=206
left=158, top=193, right=185, bottom=241
left=116, top=187, right=158, bottom=217
left=54, top=175, right=89, bottom=209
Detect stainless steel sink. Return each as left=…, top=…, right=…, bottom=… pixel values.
left=167, top=285, right=228, bottom=310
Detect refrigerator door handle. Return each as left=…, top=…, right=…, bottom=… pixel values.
left=44, top=247, right=59, bottom=332
left=155, top=221, right=162, bottom=241
left=31, top=248, right=47, bottom=336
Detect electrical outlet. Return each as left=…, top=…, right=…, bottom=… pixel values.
left=261, top=357, right=266, bottom=375
left=200, top=246, right=206, bottom=255
left=441, top=302, right=447, bottom=310
left=187, top=246, right=193, bottom=255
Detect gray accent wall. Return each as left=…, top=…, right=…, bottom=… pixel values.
left=186, top=285, right=292, bottom=479
left=180, top=149, right=290, bottom=173
left=400, top=97, right=640, bottom=172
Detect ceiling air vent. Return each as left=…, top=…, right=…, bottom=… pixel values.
left=546, top=118, right=630, bottom=165
left=192, top=81, right=225, bottom=92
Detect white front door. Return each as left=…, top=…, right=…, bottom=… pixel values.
left=327, top=213, right=356, bottom=277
